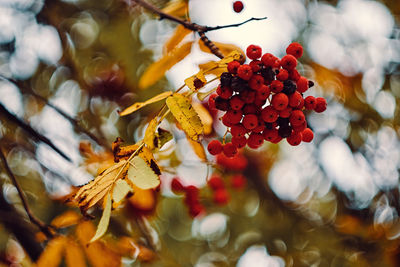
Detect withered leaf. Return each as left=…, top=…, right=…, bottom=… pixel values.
left=90, top=193, right=112, bottom=242
left=184, top=70, right=206, bottom=91
left=163, top=24, right=192, bottom=54
left=127, top=156, right=160, bottom=190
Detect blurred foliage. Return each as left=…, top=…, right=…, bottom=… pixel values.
left=0, top=0, right=399, bottom=266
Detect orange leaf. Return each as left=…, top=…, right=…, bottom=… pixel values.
left=139, top=42, right=193, bottom=89
left=161, top=0, right=188, bottom=17
left=76, top=221, right=121, bottom=267
left=65, top=238, right=86, bottom=267
left=37, top=236, right=66, bottom=267
left=51, top=210, right=81, bottom=229
left=128, top=185, right=156, bottom=212
left=163, top=25, right=192, bottom=54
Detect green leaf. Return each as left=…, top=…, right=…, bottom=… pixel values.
left=127, top=156, right=160, bottom=190
left=90, top=193, right=112, bottom=243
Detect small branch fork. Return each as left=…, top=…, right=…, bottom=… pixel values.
left=0, top=148, right=54, bottom=238
left=129, top=0, right=267, bottom=59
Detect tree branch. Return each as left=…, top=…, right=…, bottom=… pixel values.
left=129, top=0, right=267, bottom=58
left=0, top=148, right=54, bottom=238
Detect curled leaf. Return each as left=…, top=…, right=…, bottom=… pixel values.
left=90, top=193, right=112, bottom=242
left=187, top=138, right=207, bottom=161
left=119, top=91, right=172, bottom=116
left=127, top=156, right=160, bottom=190
left=144, top=119, right=158, bottom=151
left=139, top=42, right=193, bottom=89
left=166, top=93, right=204, bottom=141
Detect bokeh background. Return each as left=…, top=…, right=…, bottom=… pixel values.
left=0, top=0, right=399, bottom=266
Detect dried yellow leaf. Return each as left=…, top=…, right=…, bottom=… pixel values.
left=161, top=0, right=188, bottom=17
left=143, top=119, right=158, bottom=150
left=51, top=210, right=81, bottom=229
left=112, top=179, right=132, bottom=209
left=139, top=42, right=193, bottom=89
left=184, top=70, right=206, bottom=91
left=163, top=24, right=192, bottom=54
left=199, top=61, right=226, bottom=77
left=90, top=193, right=112, bottom=242
left=197, top=87, right=217, bottom=101
left=119, top=91, right=172, bottom=116
left=192, top=102, right=213, bottom=135
left=37, top=236, right=66, bottom=267
left=65, top=238, right=86, bottom=267
left=127, top=156, right=160, bottom=190
left=166, top=93, right=203, bottom=141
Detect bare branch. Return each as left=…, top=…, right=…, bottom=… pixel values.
left=204, top=17, right=267, bottom=32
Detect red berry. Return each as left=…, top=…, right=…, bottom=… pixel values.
left=276, top=69, right=289, bottom=81
left=286, top=42, right=303, bottom=59
left=289, top=69, right=300, bottom=81
left=247, top=132, right=264, bottom=148
left=216, top=153, right=247, bottom=171
left=207, top=175, right=225, bottom=190
left=223, top=109, right=243, bottom=125
left=223, top=142, right=237, bottom=158
left=232, top=136, right=247, bottom=148
left=287, top=131, right=302, bottom=146
left=279, top=106, right=292, bottom=118
left=270, top=80, right=283, bottom=93
left=252, top=117, right=266, bottom=133
left=304, top=95, right=316, bottom=110
left=229, top=95, right=245, bottom=110
left=240, top=90, right=256, bottom=104
left=246, top=45, right=262, bottom=60
left=231, top=123, right=247, bottom=137
left=292, top=120, right=307, bottom=132
left=189, top=203, right=205, bottom=217
left=171, top=177, right=185, bottom=192
left=230, top=174, right=246, bottom=190
left=289, top=110, right=305, bottom=126
left=288, top=91, right=304, bottom=108
left=207, top=140, right=223, bottom=155
left=208, top=93, right=218, bottom=110
left=242, top=114, right=258, bottom=130
left=215, top=96, right=230, bottom=111
left=256, top=84, right=270, bottom=100
left=249, top=60, right=262, bottom=72
left=242, top=104, right=258, bottom=115
left=302, top=128, right=314, bottom=142
left=184, top=185, right=199, bottom=205
left=271, top=135, right=283, bottom=144
left=314, top=97, right=327, bottom=113
left=233, top=1, right=244, bottom=13
left=261, top=53, right=277, bottom=67
left=249, top=74, right=264, bottom=91
left=271, top=93, right=289, bottom=111
left=213, top=188, right=230, bottom=205
left=263, top=128, right=279, bottom=142
left=296, top=77, right=309, bottom=93
left=237, top=64, right=253, bottom=80
left=227, top=60, right=241, bottom=74
left=254, top=97, right=266, bottom=108
left=280, top=54, right=297, bottom=70
left=217, top=85, right=233, bottom=99
left=261, top=106, right=279, bottom=123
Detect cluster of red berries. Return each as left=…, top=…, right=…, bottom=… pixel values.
left=207, top=42, right=327, bottom=158
left=171, top=178, right=205, bottom=217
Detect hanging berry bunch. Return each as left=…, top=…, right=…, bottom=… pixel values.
left=208, top=42, right=327, bottom=158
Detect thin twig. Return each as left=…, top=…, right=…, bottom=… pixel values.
left=130, top=0, right=267, bottom=58
left=0, top=148, right=54, bottom=238
left=0, top=103, right=72, bottom=162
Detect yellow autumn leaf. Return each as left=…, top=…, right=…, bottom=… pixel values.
left=51, top=210, right=81, bottom=229
left=198, top=40, right=245, bottom=59
left=161, top=0, right=188, bottom=17
left=143, top=119, right=158, bottom=150
left=184, top=70, right=206, bottom=91
left=187, top=138, right=207, bottom=161
left=199, top=61, right=226, bottom=77
left=90, top=193, right=112, bottom=243
left=197, top=87, right=217, bottom=101
left=192, top=102, right=213, bottom=135
left=139, top=42, right=193, bottom=89
left=166, top=93, right=204, bottom=141
left=65, top=238, right=86, bottom=267
left=112, top=179, right=133, bottom=208
left=218, top=50, right=244, bottom=65
left=73, top=160, right=128, bottom=211
left=37, top=236, right=66, bottom=267
left=119, top=91, right=172, bottom=116
left=127, top=156, right=160, bottom=190
left=163, top=24, right=192, bottom=54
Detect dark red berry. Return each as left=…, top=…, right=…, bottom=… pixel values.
left=242, top=114, right=258, bottom=130
left=231, top=124, right=247, bottom=137
left=229, top=95, right=245, bottom=110
left=302, top=128, right=314, bottom=142
left=240, top=89, right=256, bottom=104
left=227, top=60, right=241, bottom=74
left=261, top=106, right=279, bottom=123
left=184, top=185, right=199, bottom=205
left=280, top=54, right=297, bottom=70
left=214, top=96, right=230, bottom=111
left=232, top=136, right=247, bottom=148
left=208, top=93, right=218, bottom=110
left=314, top=97, right=327, bottom=113
left=278, top=125, right=292, bottom=138
left=223, top=142, right=237, bottom=158
left=207, top=140, right=223, bottom=155
left=220, top=72, right=232, bottom=87
left=249, top=74, right=264, bottom=91
left=242, top=104, right=258, bottom=115
left=271, top=93, right=289, bottom=111
left=233, top=1, right=244, bottom=13
left=286, top=42, right=303, bottom=59
left=304, top=95, right=316, bottom=110
left=287, top=131, right=302, bottom=146
left=213, top=188, right=230, bottom=205
left=247, top=132, right=264, bottom=149
left=217, top=85, right=233, bottom=99
left=289, top=110, right=305, bottom=126
left=296, top=77, right=309, bottom=93
left=246, top=44, right=262, bottom=60
left=237, top=64, right=253, bottom=80
left=208, top=175, right=225, bottom=190
left=276, top=69, right=289, bottom=81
